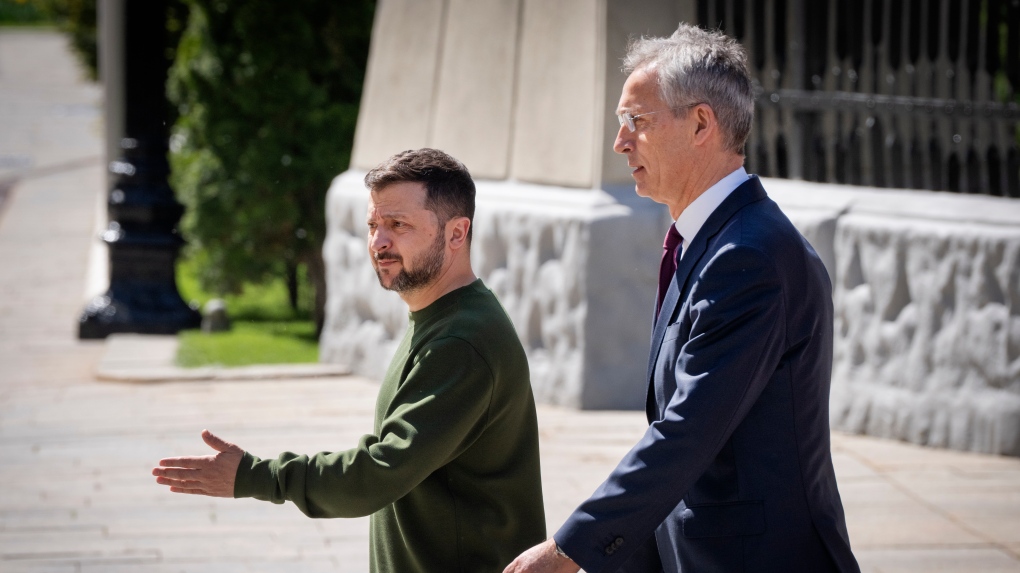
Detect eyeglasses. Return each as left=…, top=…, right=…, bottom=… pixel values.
left=616, top=102, right=704, bottom=133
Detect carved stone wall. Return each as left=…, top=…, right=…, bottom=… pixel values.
left=320, top=0, right=688, bottom=411
left=770, top=179, right=1020, bottom=456
left=831, top=215, right=1020, bottom=455
left=323, top=173, right=1020, bottom=454
left=321, top=171, right=667, bottom=409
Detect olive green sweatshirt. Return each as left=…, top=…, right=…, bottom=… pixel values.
left=234, top=279, right=546, bottom=572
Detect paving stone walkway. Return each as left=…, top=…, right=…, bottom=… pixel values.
left=1, top=28, right=1018, bottom=573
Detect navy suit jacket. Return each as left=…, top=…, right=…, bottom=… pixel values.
left=555, top=177, right=860, bottom=573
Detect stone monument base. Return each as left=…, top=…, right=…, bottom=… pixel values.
left=321, top=170, right=669, bottom=409
left=323, top=171, right=1020, bottom=456
left=769, top=178, right=1020, bottom=456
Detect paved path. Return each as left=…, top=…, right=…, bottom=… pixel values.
left=1, top=28, right=1018, bottom=573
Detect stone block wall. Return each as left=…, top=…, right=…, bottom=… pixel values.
left=349, top=0, right=689, bottom=188
left=770, top=179, right=1020, bottom=456
left=323, top=173, right=1020, bottom=455
left=320, top=0, right=688, bottom=411
left=321, top=171, right=668, bottom=409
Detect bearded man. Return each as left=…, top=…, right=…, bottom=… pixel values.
left=153, top=148, right=546, bottom=573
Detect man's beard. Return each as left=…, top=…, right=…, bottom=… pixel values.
left=374, top=231, right=446, bottom=293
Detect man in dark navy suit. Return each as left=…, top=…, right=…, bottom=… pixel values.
left=505, top=23, right=860, bottom=573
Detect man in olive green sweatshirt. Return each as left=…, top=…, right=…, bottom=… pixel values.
left=153, top=148, right=546, bottom=573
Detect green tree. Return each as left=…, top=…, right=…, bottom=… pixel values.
left=168, top=0, right=375, bottom=335
left=0, top=0, right=50, bottom=25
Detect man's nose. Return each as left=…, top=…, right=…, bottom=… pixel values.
left=613, top=123, right=633, bottom=154
left=369, top=229, right=390, bottom=252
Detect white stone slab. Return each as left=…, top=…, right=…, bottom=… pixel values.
left=350, top=0, right=445, bottom=170
left=430, top=0, right=520, bottom=179
left=600, top=0, right=692, bottom=187
left=768, top=178, right=1020, bottom=455
left=510, top=0, right=600, bottom=188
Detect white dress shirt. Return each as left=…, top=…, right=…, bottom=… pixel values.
left=674, top=166, right=749, bottom=260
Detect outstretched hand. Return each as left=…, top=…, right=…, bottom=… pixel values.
left=152, top=429, right=244, bottom=498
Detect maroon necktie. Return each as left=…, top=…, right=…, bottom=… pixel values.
left=656, top=225, right=683, bottom=317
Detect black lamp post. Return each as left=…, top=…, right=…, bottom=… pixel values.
left=79, top=0, right=200, bottom=339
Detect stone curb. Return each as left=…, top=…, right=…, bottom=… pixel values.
left=96, top=333, right=351, bottom=383
left=96, top=362, right=353, bottom=383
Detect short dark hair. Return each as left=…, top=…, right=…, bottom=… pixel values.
left=364, top=148, right=476, bottom=241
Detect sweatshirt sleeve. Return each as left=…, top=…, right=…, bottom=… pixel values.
left=233, top=336, right=494, bottom=518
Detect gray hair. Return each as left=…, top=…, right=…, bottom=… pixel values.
left=623, top=23, right=753, bottom=155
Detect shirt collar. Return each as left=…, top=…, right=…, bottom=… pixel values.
left=674, top=166, right=748, bottom=257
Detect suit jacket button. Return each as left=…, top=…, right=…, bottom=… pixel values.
left=604, top=537, right=624, bottom=555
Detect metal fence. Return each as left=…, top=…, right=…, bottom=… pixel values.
left=698, top=0, right=1020, bottom=197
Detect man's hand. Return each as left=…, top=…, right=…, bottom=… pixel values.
left=152, top=429, right=243, bottom=498
left=503, top=538, right=580, bottom=573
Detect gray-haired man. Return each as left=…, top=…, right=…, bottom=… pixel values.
left=506, top=23, right=860, bottom=573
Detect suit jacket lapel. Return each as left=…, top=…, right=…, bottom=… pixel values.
left=644, top=176, right=769, bottom=391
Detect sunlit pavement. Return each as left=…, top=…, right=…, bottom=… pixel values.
left=1, top=28, right=1018, bottom=573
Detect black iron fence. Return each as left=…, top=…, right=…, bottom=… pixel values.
left=698, top=0, right=1020, bottom=197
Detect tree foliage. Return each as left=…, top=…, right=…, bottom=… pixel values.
left=0, top=0, right=50, bottom=25
left=168, top=0, right=375, bottom=334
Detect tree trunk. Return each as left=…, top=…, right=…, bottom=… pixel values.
left=286, top=261, right=299, bottom=312
left=305, top=246, right=328, bottom=339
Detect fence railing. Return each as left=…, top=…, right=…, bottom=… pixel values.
left=698, top=0, right=1020, bottom=197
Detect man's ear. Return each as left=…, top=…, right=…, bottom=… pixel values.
left=691, top=104, right=717, bottom=146
left=447, top=216, right=471, bottom=250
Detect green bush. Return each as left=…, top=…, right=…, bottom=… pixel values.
left=168, top=0, right=375, bottom=336
left=0, top=0, right=50, bottom=25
